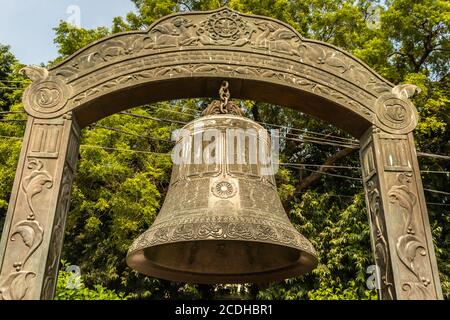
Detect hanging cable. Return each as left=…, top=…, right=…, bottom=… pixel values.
left=282, top=164, right=363, bottom=182
left=426, top=202, right=450, bottom=207
left=0, top=111, right=26, bottom=115
left=147, top=104, right=359, bottom=143
left=119, top=111, right=187, bottom=125
left=119, top=112, right=360, bottom=148
left=0, top=80, right=31, bottom=83
left=0, top=135, right=22, bottom=140
left=424, top=188, right=450, bottom=196
left=0, top=134, right=449, bottom=203
left=280, top=163, right=361, bottom=170
left=91, top=124, right=173, bottom=143
left=0, top=86, right=25, bottom=90
left=0, top=112, right=449, bottom=160
left=80, top=144, right=170, bottom=156
left=417, top=152, right=450, bottom=161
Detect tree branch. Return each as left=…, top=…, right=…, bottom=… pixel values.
left=283, top=147, right=358, bottom=206
left=251, top=103, right=260, bottom=122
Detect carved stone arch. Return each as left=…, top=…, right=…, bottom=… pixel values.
left=0, top=7, right=442, bottom=300
left=21, top=7, right=417, bottom=137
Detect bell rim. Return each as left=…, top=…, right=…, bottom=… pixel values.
left=127, top=216, right=317, bottom=256
left=126, top=239, right=318, bottom=284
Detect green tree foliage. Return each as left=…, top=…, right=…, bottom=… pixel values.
left=0, top=0, right=448, bottom=299
left=0, top=44, right=18, bottom=110
left=0, top=44, right=28, bottom=232
left=0, top=44, right=29, bottom=112
left=51, top=22, right=111, bottom=66
left=55, top=261, right=130, bottom=300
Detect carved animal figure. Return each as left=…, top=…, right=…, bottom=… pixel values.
left=320, top=52, right=348, bottom=73
left=253, top=21, right=274, bottom=47
left=232, top=28, right=256, bottom=46
left=100, top=40, right=130, bottom=58
left=346, top=65, right=372, bottom=84
left=198, top=30, right=215, bottom=45
left=300, top=44, right=348, bottom=73
left=253, top=21, right=301, bottom=56
left=148, top=17, right=197, bottom=48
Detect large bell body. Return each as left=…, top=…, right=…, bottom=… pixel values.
left=127, top=113, right=317, bottom=284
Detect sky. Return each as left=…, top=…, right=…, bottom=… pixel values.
left=0, top=0, right=136, bottom=65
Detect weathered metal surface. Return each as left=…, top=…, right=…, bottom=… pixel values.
left=0, top=7, right=442, bottom=299
left=127, top=104, right=318, bottom=283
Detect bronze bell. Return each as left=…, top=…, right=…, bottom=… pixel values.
left=127, top=82, right=318, bottom=284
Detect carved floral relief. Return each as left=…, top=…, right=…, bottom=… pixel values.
left=388, top=173, right=433, bottom=299
left=0, top=159, right=52, bottom=300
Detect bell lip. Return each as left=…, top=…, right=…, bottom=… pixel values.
left=126, top=240, right=318, bottom=284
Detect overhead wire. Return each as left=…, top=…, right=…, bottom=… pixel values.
left=279, top=163, right=360, bottom=170
left=0, top=86, right=26, bottom=90
left=119, top=111, right=361, bottom=148
left=426, top=202, right=450, bottom=207
left=0, top=135, right=22, bottom=140
left=417, top=152, right=450, bottom=161
left=281, top=164, right=363, bottom=182
left=80, top=144, right=170, bottom=156
left=119, top=111, right=187, bottom=125
left=0, top=110, right=449, bottom=160
left=0, top=134, right=448, bottom=205
left=91, top=124, right=173, bottom=143
left=0, top=111, right=26, bottom=115
left=1, top=95, right=448, bottom=151
left=0, top=80, right=31, bottom=83
left=147, top=104, right=360, bottom=144
left=424, top=188, right=450, bottom=196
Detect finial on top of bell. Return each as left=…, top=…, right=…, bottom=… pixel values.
left=202, top=81, right=244, bottom=117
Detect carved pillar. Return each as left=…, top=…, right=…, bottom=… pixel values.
left=360, top=85, right=443, bottom=300
left=0, top=67, right=80, bottom=300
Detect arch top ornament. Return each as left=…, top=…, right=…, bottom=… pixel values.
left=21, top=7, right=419, bottom=137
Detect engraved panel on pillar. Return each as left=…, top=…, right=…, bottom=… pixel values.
left=41, top=163, right=74, bottom=300
left=361, top=143, right=376, bottom=181
left=0, top=158, right=53, bottom=300
left=379, top=135, right=412, bottom=172
left=365, top=177, right=395, bottom=300
left=387, top=173, right=435, bottom=299
left=29, top=120, right=64, bottom=159
left=66, top=124, right=80, bottom=170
